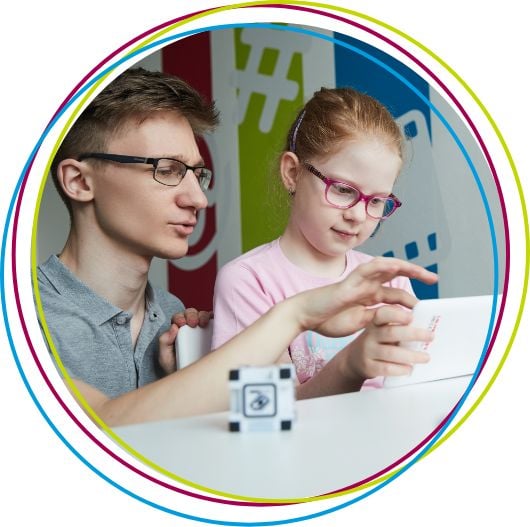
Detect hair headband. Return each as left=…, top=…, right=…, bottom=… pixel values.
left=289, top=109, right=306, bottom=153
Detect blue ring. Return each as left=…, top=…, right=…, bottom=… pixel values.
left=3, top=20, right=502, bottom=525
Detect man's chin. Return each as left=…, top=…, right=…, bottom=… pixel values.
left=154, top=243, right=189, bottom=261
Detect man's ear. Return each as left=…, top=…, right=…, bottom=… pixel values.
left=56, top=159, right=95, bottom=203
left=279, top=151, right=301, bottom=194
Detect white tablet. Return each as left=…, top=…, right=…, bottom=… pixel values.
left=383, top=294, right=500, bottom=388
left=175, top=324, right=213, bottom=370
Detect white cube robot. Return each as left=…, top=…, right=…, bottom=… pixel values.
left=228, top=364, right=296, bottom=432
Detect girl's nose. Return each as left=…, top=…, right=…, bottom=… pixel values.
left=342, top=200, right=367, bottom=222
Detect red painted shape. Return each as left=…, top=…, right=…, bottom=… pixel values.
left=162, top=33, right=218, bottom=310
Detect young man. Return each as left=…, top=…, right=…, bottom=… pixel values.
left=37, top=67, right=437, bottom=426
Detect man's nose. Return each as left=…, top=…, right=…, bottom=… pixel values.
left=176, top=170, right=208, bottom=210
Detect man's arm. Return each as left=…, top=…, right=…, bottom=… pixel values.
left=70, top=258, right=437, bottom=426
left=72, top=296, right=312, bottom=426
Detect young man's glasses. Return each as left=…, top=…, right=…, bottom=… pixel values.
left=78, top=153, right=213, bottom=191
left=303, top=162, right=402, bottom=220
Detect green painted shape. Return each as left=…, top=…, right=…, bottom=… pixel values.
left=258, top=47, right=279, bottom=76
left=235, top=28, right=250, bottom=70
left=235, top=28, right=304, bottom=253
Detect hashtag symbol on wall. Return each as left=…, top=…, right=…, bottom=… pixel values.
left=236, top=28, right=310, bottom=133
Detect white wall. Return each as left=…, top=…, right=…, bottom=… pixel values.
left=37, top=32, right=504, bottom=300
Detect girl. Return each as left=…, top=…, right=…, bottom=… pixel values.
left=212, top=87, right=432, bottom=398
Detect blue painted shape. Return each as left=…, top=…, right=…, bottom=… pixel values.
left=404, top=120, right=418, bottom=138
left=411, top=264, right=439, bottom=299
left=334, top=34, right=431, bottom=139
left=428, top=232, right=437, bottom=251
left=405, top=241, right=419, bottom=260
left=382, top=250, right=395, bottom=257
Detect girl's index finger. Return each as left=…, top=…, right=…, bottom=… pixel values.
left=359, top=257, right=439, bottom=285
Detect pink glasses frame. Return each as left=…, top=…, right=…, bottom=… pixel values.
left=303, top=162, right=402, bottom=220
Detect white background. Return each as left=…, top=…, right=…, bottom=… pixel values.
left=1, top=1, right=528, bottom=525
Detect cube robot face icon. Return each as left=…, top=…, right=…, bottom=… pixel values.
left=228, top=365, right=296, bottom=432
left=245, top=385, right=276, bottom=416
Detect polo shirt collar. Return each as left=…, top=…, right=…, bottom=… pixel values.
left=40, top=255, right=150, bottom=326
left=145, top=282, right=166, bottom=324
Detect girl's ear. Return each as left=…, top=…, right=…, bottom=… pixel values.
left=56, top=159, right=95, bottom=203
left=279, top=151, right=301, bottom=193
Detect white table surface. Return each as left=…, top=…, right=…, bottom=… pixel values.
left=113, top=376, right=470, bottom=499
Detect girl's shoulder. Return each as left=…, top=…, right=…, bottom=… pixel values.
left=219, top=239, right=281, bottom=274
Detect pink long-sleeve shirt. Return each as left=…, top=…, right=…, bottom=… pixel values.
left=212, top=238, right=414, bottom=388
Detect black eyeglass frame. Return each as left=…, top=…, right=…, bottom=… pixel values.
left=303, top=162, right=402, bottom=220
left=77, top=152, right=213, bottom=190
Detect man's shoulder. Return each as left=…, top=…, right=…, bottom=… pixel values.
left=37, top=255, right=69, bottom=306
left=37, top=255, right=124, bottom=331
left=37, top=255, right=59, bottom=287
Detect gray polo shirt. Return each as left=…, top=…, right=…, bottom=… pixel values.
left=37, top=255, right=184, bottom=398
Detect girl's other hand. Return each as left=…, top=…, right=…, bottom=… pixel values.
left=343, top=305, right=433, bottom=380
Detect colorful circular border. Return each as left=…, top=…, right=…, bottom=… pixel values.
left=1, top=1, right=526, bottom=524
left=9, top=0, right=512, bottom=508
left=32, top=21, right=504, bottom=501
